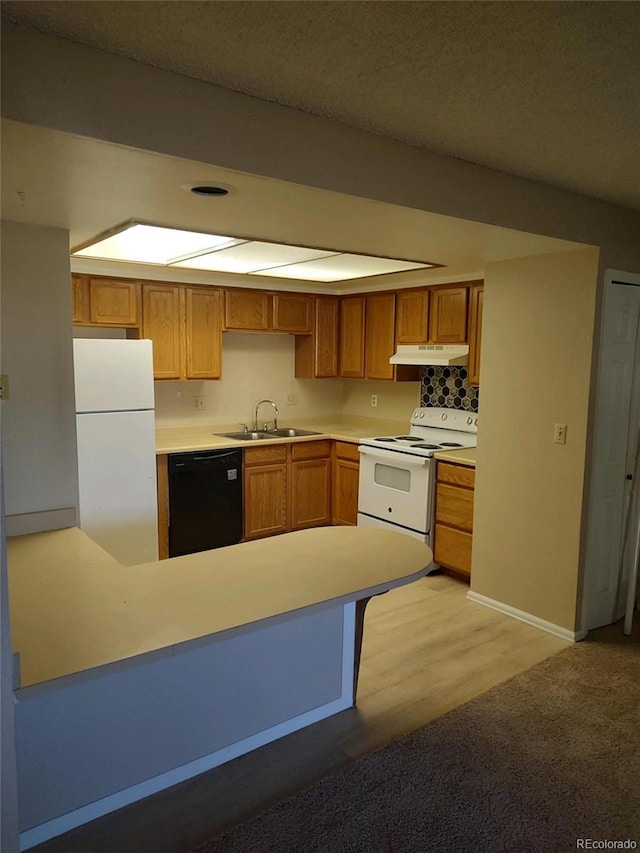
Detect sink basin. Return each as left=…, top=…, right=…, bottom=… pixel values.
left=219, top=431, right=271, bottom=441
left=218, top=428, right=321, bottom=441
left=267, top=428, right=321, bottom=437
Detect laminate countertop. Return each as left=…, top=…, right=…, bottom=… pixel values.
left=433, top=447, right=477, bottom=467
left=8, top=525, right=432, bottom=688
left=155, top=416, right=407, bottom=454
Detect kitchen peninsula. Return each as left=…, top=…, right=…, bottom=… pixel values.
left=9, top=524, right=431, bottom=849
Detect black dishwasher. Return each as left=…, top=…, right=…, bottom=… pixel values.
left=168, top=449, right=243, bottom=557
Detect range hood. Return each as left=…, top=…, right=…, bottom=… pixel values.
left=389, top=344, right=469, bottom=366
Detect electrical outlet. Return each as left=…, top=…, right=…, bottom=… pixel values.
left=370, top=394, right=378, bottom=408
left=554, top=423, right=567, bottom=444
left=194, top=396, right=206, bottom=410
left=286, top=393, right=297, bottom=406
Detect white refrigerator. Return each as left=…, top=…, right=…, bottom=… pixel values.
left=73, top=338, right=159, bottom=566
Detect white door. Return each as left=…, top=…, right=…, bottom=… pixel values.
left=583, top=273, right=640, bottom=630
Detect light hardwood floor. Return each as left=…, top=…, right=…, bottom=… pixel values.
left=32, top=574, right=569, bottom=853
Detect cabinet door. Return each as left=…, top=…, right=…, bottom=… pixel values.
left=185, top=287, right=222, bottom=380
left=332, top=457, right=360, bottom=526
left=468, top=284, right=484, bottom=386
left=224, top=289, right=270, bottom=331
left=244, top=463, right=288, bottom=539
left=365, top=292, right=396, bottom=380
left=71, top=275, right=86, bottom=323
left=272, top=293, right=312, bottom=333
left=142, top=284, right=182, bottom=379
left=428, top=286, right=468, bottom=343
left=294, top=296, right=339, bottom=378
left=396, top=289, right=429, bottom=344
left=89, top=278, right=139, bottom=326
left=340, top=296, right=366, bottom=378
left=434, top=524, right=473, bottom=577
left=290, top=458, right=331, bottom=530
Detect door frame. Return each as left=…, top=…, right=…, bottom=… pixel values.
left=580, top=268, right=640, bottom=634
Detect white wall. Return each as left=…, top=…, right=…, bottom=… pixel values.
left=154, top=333, right=344, bottom=427
left=0, top=222, right=79, bottom=523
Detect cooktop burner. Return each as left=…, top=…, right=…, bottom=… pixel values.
left=360, top=407, right=478, bottom=458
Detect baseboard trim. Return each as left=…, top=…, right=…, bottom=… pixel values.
left=467, top=590, right=586, bottom=642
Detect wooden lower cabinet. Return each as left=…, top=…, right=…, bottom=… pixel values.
left=243, top=445, right=289, bottom=540
left=243, top=440, right=332, bottom=540
left=332, top=441, right=360, bottom=526
left=433, top=460, right=475, bottom=578
left=290, top=441, right=332, bottom=530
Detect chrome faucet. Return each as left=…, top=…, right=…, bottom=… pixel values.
left=253, top=399, right=279, bottom=432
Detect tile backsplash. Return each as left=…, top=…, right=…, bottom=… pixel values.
left=420, top=366, right=479, bottom=412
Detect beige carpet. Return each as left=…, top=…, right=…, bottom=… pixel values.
left=192, top=624, right=640, bottom=853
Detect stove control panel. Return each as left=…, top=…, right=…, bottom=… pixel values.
left=411, top=407, right=478, bottom=433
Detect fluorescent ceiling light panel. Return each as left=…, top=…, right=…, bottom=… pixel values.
left=261, top=253, right=434, bottom=282
left=171, top=241, right=337, bottom=273
left=72, top=224, right=239, bottom=264
left=72, top=222, right=440, bottom=281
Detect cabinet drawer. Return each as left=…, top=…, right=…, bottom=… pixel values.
left=291, top=440, right=332, bottom=461
left=244, top=445, right=288, bottom=465
left=435, top=483, right=474, bottom=530
left=334, top=441, right=361, bottom=462
left=434, top=523, right=473, bottom=576
left=437, top=462, right=475, bottom=488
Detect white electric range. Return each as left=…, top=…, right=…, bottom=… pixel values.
left=357, top=407, right=478, bottom=566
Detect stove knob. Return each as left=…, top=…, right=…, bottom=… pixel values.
left=474, top=418, right=478, bottom=426
left=467, top=416, right=473, bottom=425
left=419, top=410, right=425, bottom=418
left=441, top=413, right=447, bottom=420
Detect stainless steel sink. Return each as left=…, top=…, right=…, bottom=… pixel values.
left=218, top=428, right=321, bottom=441
left=267, top=428, right=321, bottom=437
left=219, top=431, right=271, bottom=441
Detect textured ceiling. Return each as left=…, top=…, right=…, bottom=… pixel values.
left=2, top=1, right=640, bottom=211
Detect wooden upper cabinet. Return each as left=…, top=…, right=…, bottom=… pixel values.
left=143, top=283, right=223, bottom=381
left=185, top=287, right=222, bottom=380
left=340, top=296, right=366, bottom=378
left=272, top=293, right=312, bottom=333
left=428, top=285, right=469, bottom=343
left=142, top=284, right=182, bottom=380
left=224, top=289, right=270, bottom=331
left=295, top=296, right=339, bottom=378
left=396, top=289, right=429, bottom=344
left=365, top=292, right=396, bottom=380
left=224, top=290, right=312, bottom=333
left=468, top=283, right=484, bottom=386
left=88, top=277, right=139, bottom=326
left=71, top=275, right=85, bottom=323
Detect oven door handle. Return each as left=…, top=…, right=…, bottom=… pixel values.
left=358, top=445, right=431, bottom=467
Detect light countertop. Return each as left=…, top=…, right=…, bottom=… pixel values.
left=8, top=525, right=432, bottom=688
left=155, top=416, right=408, bottom=454
left=433, top=447, right=477, bottom=466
